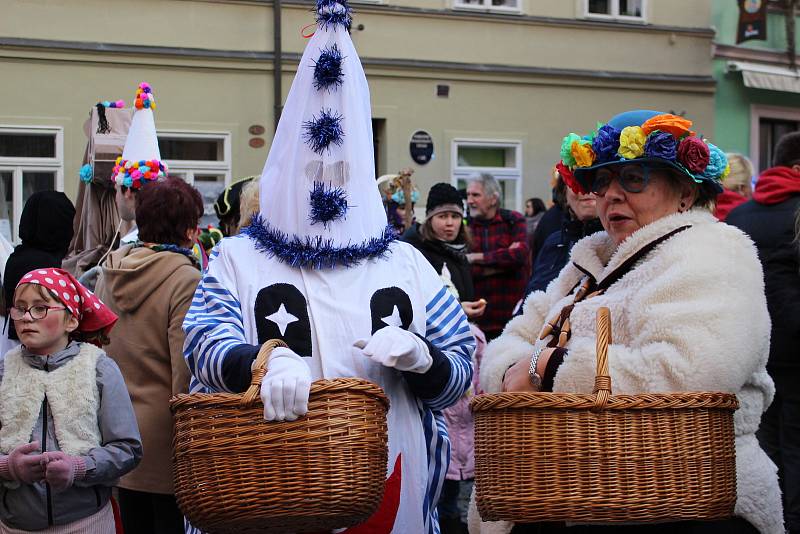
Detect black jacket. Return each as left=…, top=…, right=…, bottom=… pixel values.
left=727, top=195, right=800, bottom=370
left=401, top=225, right=475, bottom=302
left=2, top=191, right=75, bottom=339
left=530, top=204, right=564, bottom=265
left=523, top=215, right=603, bottom=299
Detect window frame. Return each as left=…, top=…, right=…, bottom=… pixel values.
left=0, top=125, right=64, bottom=243
left=158, top=130, right=233, bottom=228
left=749, top=104, right=800, bottom=171
left=451, top=138, right=523, bottom=212
left=452, top=0, right=522, bottom=15
left=583, top=0, right=647, bottom=22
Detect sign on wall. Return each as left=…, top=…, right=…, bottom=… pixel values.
left=737, top=0, right=768, bottom=43
left=410, top=130, right=433, bottom=165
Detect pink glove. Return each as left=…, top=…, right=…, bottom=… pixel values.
left=41, top=451, right=86, bottom=492
left=0, top=442, right=46, bottom=484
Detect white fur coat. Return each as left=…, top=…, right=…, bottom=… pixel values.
left=472, top=210, right=783, bottom=534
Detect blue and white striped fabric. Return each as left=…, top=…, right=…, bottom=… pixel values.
left=423, top=285, right=475, bottom=411
left=418, top=286, right=474, bottom=534
left=183, top=247, right=246, bottom=394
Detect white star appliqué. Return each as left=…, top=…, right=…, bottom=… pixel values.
left=265, top=303, right=299, bottom=336
left=381, top=305, right=403, bottom=328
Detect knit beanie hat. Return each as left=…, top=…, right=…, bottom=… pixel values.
left=426, top=183, right=464, bottom=217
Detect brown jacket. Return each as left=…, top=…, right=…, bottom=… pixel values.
left=95, top=245, right=199, bottom=494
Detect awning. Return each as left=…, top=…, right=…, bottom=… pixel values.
left=727, top=61, right=800, bottom=93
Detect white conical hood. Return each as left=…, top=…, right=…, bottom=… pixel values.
left=121, top=108, right=160, bottom=163
left=112, top=82, right=167, bottom=189
left=250, top=0, right=391, bottom=269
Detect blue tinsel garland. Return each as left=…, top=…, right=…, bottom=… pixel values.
left=309, top=181, right=348, bottom=227
left=302, top=109, right=345, bottom=155
left=312, top=44, right=345, bottom=91
left=243, top=214, right=396, bottom=269
left=315, top=0, right=352, bottom=31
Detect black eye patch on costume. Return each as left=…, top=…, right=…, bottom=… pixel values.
left=254, top=283, right=313, bottom=356
left=370, top=287, right=413, bottom=334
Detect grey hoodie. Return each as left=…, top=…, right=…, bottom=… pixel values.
left=0, top=342, right=142, bottom=530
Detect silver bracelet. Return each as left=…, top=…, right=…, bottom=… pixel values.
left=528, top=347, right=543, bottom=389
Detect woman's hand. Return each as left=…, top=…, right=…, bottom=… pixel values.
left=461, top=299, right=487, bottom=319
left=501, top=348, right=555, bottom=392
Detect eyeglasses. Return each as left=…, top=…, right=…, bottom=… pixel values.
left=10, top=305, right=67, bottom=321
left=590, top=164, right=671, bottom=196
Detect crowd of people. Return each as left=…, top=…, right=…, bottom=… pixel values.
left=0, top=1, right=798, bottom=533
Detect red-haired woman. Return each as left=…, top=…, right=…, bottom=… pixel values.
left=95, top=177, right=203, bottom=533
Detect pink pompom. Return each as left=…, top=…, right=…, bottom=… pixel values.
left=115, top=100, right=125, bottom=108
left=139, top=82, right=150, bottom=90
left=130, top=170, right=142, bottom=179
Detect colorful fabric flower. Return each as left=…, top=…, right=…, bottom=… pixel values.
left=618, top=126, right=646, bottom=160
left=591, top=124, right=621, bottom=164
left=571, top=140, right=595, bottom=168
left=641, top=114, right=694, bottom=139
left=700, top=142, right=728, bottom=180
left=643, top=131, right=678, bottom=161
left=556, top=160, right=587, bottom=195
left=560, top=133, right=581, bottom=167
left=677, top=137, right=710, bottom=175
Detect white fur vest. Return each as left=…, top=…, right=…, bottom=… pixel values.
left=475, top=210, right=784, bottom=534
left=0, top=343, right=102, bottom=455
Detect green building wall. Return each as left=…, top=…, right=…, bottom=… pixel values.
left=712, top=0, right=800, bottom=156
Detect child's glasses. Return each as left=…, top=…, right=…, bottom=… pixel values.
left=10, top=305, right=67, bottom=321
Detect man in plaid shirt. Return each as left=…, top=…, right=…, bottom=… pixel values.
left=466, top=174, right=530, bottom=340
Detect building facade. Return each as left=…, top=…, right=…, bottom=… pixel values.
left=712, top=0, right=800, bottom=173
left=0, top=0, right=716, bottom=241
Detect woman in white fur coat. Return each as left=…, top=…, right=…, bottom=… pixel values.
left=471, top=110, right=783, bottom=534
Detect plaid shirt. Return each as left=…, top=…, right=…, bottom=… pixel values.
left=468, top=209, right=530, bottom=337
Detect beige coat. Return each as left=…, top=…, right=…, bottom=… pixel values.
left=95, top=245, right=199, bottom=494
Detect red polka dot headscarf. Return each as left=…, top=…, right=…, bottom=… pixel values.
left=16, top=268, right=118, bottom=337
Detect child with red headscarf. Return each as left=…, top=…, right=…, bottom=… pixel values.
left=0, top=268, right=142, bottom=533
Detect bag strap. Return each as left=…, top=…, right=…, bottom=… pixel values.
left=590, top=225, right=691, bottom=294
left=540, top=225, right=691, bottom=348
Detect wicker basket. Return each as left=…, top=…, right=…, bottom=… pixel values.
left=171, top=340, right=390, bottom=534
left=471, top=307, right=739, bottom=523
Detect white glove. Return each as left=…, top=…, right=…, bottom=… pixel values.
left=260, top=347, right=312, bottom=422
left=353, top=326, right=433, bottom=374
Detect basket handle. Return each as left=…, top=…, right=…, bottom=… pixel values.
left=240, top=339, right=290, bottom=408
left=592, top=307, right=612, bottom=410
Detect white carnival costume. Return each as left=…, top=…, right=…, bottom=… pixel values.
left=182, top=2, right=475, bottom=533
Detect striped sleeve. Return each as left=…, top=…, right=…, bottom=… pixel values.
left=403, top=285, right=475, bottom=412
left=182, top=246, right=248, bottom=394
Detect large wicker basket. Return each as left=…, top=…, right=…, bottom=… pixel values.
left=171, top=340, right=390, bottom=534
left=471, top=307, right=739, bottom=523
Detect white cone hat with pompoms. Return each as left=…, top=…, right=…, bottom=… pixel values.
left=111, top=82, right=167, bottom=190
left=247, top=0, right=391, bottom=270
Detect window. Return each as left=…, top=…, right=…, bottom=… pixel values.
left=452, top=140, right=522, bottom=212
left=158, top=132, right=232, bottom=228
left=758, top=118, right=799, bottom=172
left=749, top=106, right=800, bottom=172
left=453, top=0, right=520, bottom=14
left=585, top=0, right=645, bottom=20
left=0, top=126, right=64, bottom=243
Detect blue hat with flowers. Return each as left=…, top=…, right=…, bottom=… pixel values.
left=560, top=110, right=729, bottom=196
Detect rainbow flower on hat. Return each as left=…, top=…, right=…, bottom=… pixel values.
left=559, top=110, right=729, bottom=196
left=243, top=0, right=395, bottom=269
left=111, top=82, right=167, bottom=190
